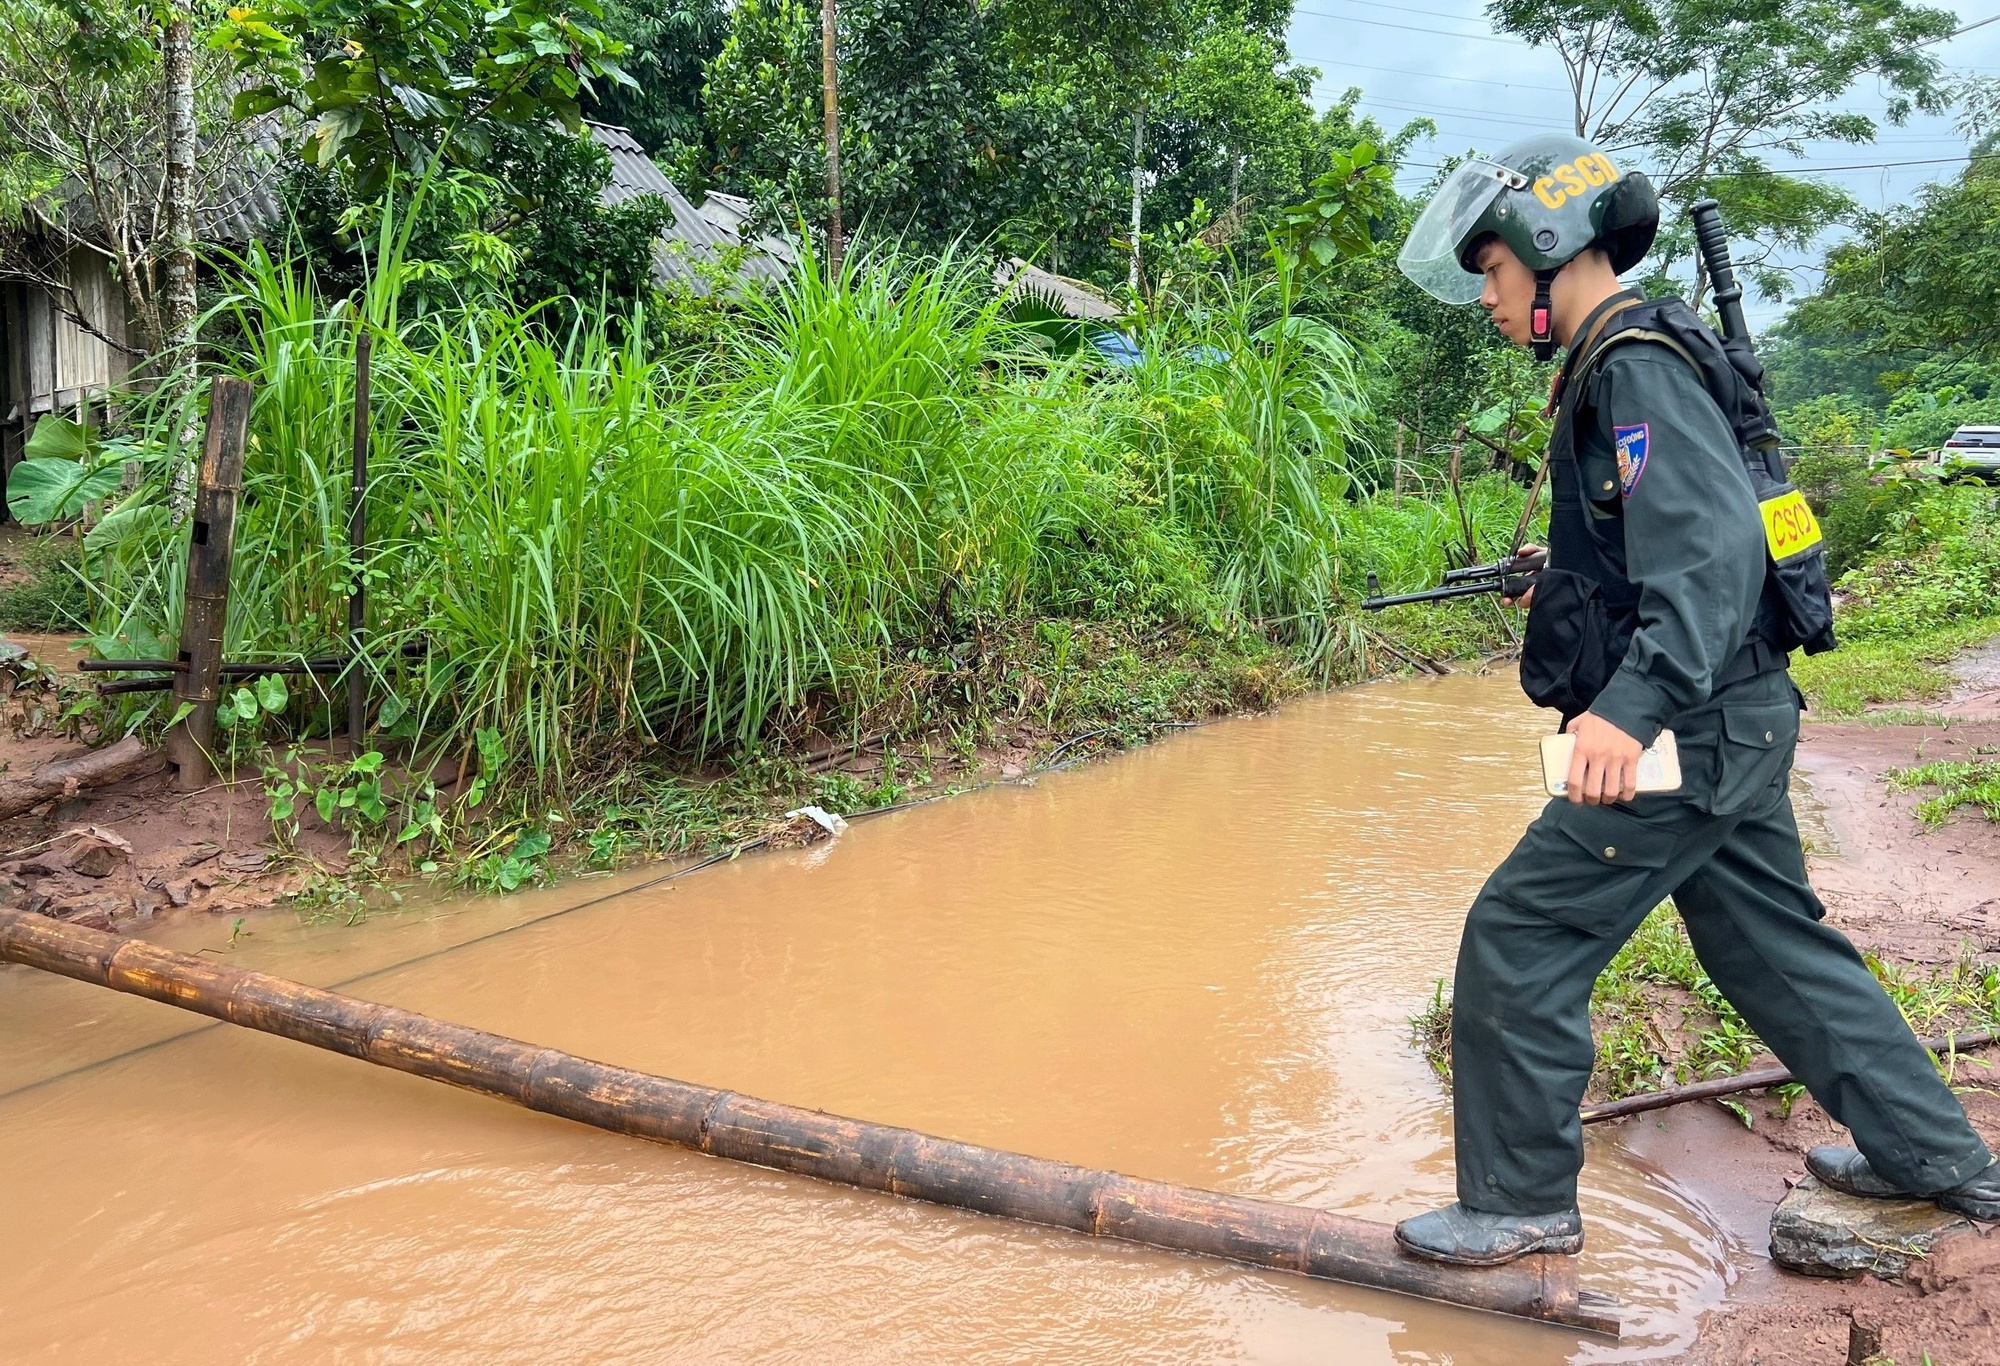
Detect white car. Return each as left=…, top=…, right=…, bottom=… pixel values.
left=1938, top=425, right=2000, bottom=480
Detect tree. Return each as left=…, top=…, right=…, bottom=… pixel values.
left=588, top=0, right=728, bottom=153
left=705, top=0, right=1029, bottom=253
left=984, top=78, right=1127, bottom=276
left=160, top=9, right=197, bottom=360
left=1784, top=156, right=2000, bottom=369
left=0, top=0, right=251, bottom=357
left=840, top=0, right=1008, bottom=244
left=1486, top=0, right=1958, bottom=298
left=988, top=0, right=1192, bottom=289
left=217, top=0, right=633, bottom=196
left=279, top=126, right=671, bottom=326
left=703, top=0, right=825, bottom=231
left=1147, top=25, right=1320, bottom=243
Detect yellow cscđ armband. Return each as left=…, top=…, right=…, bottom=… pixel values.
left=1759, top=486, right=1823, bottom=564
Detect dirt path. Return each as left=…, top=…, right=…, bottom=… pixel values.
left=1655, top=658, right=2000, bottom=1364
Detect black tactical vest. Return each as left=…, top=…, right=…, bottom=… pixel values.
left=1519, top=294, right=1836, bottom=720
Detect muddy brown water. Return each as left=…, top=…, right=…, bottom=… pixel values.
left=0, top=669, right=1743, bottom=1363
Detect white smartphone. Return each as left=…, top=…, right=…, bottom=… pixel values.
left=1541, top=729, right=1682, bottom=797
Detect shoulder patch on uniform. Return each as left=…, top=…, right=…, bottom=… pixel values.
left=1613, top=423, right=1649, bottom=497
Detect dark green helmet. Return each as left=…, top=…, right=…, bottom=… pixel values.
left=1399, top=135, right=1659, bottom=305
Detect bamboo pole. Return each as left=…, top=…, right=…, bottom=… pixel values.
left=1581, top=1029, right=1997, bottom=1126
left=0, top=907, right=1616, bottom=1336
left=163, top=378, right=254, bottom=790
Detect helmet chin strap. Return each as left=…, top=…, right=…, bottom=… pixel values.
left=1531, top=268, right=1558, bottom=362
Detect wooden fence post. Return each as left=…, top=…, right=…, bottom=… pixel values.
left=163, top=377, right=253, bottom=791
left=347, top=327, right=371, bottom=753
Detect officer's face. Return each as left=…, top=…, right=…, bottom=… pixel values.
left=1474, top=238, right=1535, bottom=346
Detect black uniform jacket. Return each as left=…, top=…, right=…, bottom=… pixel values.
left=1561, top=332, right=1767, bottom=746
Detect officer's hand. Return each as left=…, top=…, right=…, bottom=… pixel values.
left=1502, top=543, right=1544, bottom=609
left=1564, top=711, right=1643, bottom=806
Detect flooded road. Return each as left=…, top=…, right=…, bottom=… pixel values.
left=0, top=669, right=1735, bottom=1362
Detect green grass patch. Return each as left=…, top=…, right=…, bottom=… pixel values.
left=1890, top=754, right=2000, bottom=828
left=1790, top=617, right=2000, bottom=717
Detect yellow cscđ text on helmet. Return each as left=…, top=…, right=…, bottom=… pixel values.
left=1531, top=153, right=1621, bottom=210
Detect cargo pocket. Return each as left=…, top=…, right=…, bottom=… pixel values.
left=1705, top=701, right=1798, bottom=816
left=1497, top=801, right=1682, bottom=937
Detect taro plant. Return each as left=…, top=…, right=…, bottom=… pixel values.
left=263, top=746, right=391, bottom=846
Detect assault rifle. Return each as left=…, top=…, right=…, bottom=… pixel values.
left=1360, top=549, right=1545, bottom=611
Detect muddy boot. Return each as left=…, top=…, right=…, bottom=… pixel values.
left=1393, top=1203, right=1584, bottom=1267
left=1807, top=1147, right=2000, bottom=1221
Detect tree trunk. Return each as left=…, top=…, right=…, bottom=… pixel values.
left=0, top=737, right=165, bottom=821
left=160, top=13, right=198, bottom=362
left=821, top=0, right=843, bottom=279
left=1228, top=148, right=1243, bottom=208
left=1128, top=109, right=1145, bottom=293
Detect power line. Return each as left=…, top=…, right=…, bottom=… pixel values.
left=1350, top=91, right=1567, bottom=121
left=1349, top=94, right=1978, bottom=143
left=1290, top=3, right=2000, bottom=63
left=1299, top=56, right=1569, bottom=94
left=1294, top=0, right=1515, bottom=24
left=1290, top=7, right=1532, bottom=44
left=1356, top=97, right=1572, bottom=128
left=1396, top=150, right=1997, bottom=175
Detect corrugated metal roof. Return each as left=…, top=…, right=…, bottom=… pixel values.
left=29, top=118, right=288, bottom=244
left=203, top=179, right=286, bottom=243
left=586, top=122, right=796, bottom=293
left=994, top=257, right=1123, bottom=321
left=23, top=120, right=791, bottom=294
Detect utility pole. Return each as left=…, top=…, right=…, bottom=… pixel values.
left=1128, top=109, right=1145, bottom=293
left=822, top=0, right=843, bottom=278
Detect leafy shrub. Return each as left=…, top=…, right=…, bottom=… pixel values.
left=1788, top=448, right=1918, bottom=578
left=1835, top=481, right=2000, bottom=640
left=1879, top=385, right=2000, bottom=455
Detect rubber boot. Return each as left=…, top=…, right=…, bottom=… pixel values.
left=1807, top=1146, right=2000, bottom=1221
left=1393, top=1202, right=1584, bottom=1266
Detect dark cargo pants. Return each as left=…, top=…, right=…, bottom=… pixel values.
left=1452, top=669, right=1993, bottom=1214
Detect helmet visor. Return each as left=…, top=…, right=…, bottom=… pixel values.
left=1397, top=159, right=1526, bottom=304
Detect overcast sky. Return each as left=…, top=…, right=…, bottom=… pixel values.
left=1284, top=1, right=2000, bottom=328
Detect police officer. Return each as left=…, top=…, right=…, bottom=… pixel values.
left=1389, top=134, right=1999, bottom=1266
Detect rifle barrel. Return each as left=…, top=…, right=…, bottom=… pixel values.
left=1361, top=580, right=1507, bottom=611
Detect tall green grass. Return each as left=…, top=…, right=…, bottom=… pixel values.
left=87, top=238, right=1498, bottom=794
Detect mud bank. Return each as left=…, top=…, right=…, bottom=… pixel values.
left=1648, top=668, right=2000, bottom=1365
